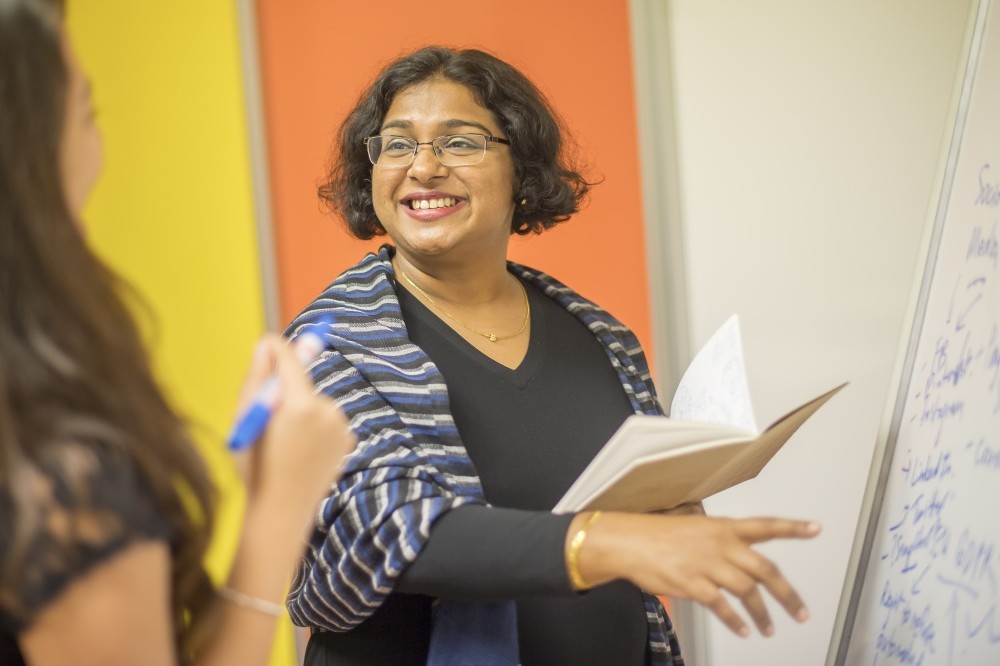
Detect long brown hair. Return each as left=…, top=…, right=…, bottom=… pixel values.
left=0, top=0, right=216, bottom=657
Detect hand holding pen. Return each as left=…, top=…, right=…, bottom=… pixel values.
left=228, top=318, right=334, bottom=451
left=225, top=323, right=356, bottom=550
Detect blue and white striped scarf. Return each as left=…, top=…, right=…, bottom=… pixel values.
left=285, top=245, right=683, bottom=665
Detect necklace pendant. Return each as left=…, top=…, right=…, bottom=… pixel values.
left=489, top=333, right=497, bottom=342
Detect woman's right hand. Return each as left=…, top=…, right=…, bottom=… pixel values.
left=233, top=334, right=356, bottom=528
left=189, top=337, right=355, bottom=666
left=571, top=512, right=820, bottom=638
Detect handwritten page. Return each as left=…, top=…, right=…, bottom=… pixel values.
left=670, top=314, right=758, bottom=432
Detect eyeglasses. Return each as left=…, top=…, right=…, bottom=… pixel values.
left=364, top=133, right=511, bottom=168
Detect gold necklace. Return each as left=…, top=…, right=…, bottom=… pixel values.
left=396, top=263, right=530, bottom=342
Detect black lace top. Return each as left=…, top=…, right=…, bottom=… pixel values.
left=0, top=440, right=171, bottom=661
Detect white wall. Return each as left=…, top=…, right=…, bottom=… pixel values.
left=643, top=1, right=974, bottom=663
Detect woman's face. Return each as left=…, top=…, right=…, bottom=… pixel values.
left=60, top=32, right=103, bottom=218
left=371, top=78, right=516, bottom=266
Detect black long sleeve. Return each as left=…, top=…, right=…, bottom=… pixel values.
left=303, top=279, right=650, bottom=666
left=396, top=504, right=574, bottom=598
left=396, top=279, right=648, bottom=665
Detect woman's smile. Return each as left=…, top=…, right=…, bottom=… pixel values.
left=401, top=192, right=466, bottom=221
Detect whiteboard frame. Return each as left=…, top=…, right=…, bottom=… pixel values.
left=826, top=0, right=993, bottom=662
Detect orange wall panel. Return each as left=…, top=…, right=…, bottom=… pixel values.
left=256, top=0, right=653, bottom=357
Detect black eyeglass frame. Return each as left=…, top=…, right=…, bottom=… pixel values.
left=363, top=133, right=511, bottom=168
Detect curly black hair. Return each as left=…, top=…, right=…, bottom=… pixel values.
left=319, top=46, right=593, bottom=239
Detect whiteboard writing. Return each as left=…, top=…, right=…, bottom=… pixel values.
left=836, top=1, right=1000, bottom=664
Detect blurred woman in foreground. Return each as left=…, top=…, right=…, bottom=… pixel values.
left=0, top=1, right=356, bottom=664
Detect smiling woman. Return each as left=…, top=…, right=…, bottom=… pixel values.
left=284, top=45, right=822, bottom=666
left=371, top=79, right=519, bottom=273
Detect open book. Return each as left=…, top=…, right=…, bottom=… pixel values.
left=553, top=315, right=846, bottom=514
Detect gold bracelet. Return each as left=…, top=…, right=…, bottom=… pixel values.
left=567, top=511, right=603, bottom=590
left=216, top=586, right=284, bottom=617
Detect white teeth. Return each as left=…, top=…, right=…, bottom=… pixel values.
left=409, top=197, right=456, bottom=210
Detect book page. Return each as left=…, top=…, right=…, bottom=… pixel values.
left=552, top=417, right=750, bottom=512
left=555, top=383, right=845, bottom=513
left=670, top=314, right=758, bottom=432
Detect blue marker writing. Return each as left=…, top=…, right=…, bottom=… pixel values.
left=227, top=319, right=331, bottom=451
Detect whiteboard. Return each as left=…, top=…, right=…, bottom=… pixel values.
left=829, top=0, right=1000, bottom=663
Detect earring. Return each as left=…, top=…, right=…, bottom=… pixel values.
left=519, top=198, right=528, bottom=206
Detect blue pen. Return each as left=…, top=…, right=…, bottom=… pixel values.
left=227, top=319, right=331, bottom=451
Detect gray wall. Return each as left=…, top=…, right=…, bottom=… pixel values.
left=632, top=1, right=974, bottom=663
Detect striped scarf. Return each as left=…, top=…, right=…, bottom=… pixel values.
left=285, top=245, right=683, bottom=665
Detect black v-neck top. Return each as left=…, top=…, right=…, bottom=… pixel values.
left=399, top=276, right=634, bottom=509
left=305, top=276, right=649, bottom=666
